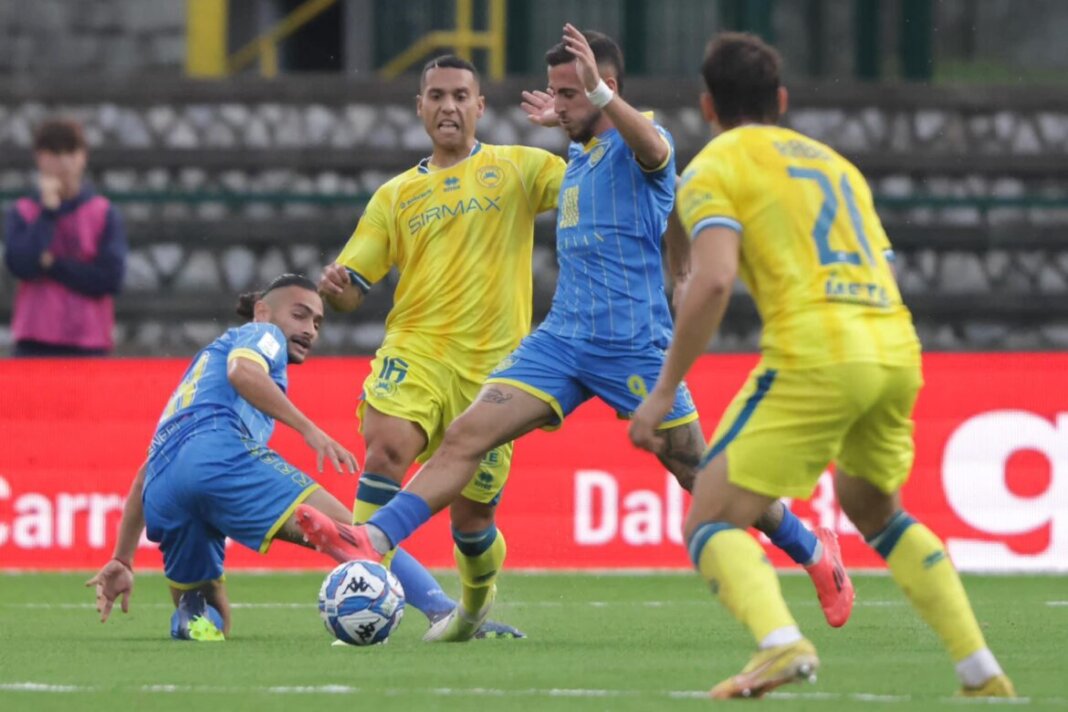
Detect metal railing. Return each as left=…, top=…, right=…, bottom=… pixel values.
left=227, top=0, right=340, bottom=77
left=378, top=0, right=506, bottom=80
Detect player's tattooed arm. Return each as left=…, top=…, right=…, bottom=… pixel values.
left=480, top=387, right=514, bottom=405
left=655, top=420, right=704, bottom=493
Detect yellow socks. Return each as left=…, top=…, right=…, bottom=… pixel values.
left=869, top=512, right=993, bottom=667
left=453, top=525, right=506, bottom=614
left=688, top=522, right=799, bottom=645
left=353, top=473, right=401, bottom=524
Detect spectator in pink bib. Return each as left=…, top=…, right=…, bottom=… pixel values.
left=4, top=118, right=127, bottom=356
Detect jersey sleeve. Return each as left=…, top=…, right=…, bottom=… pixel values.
left=335, top=188, right=394, bottom=291
left=519, top=147, right=566, bottom=213
left=227, top=323, right=288, bottom=375
left=676, top=159, right=742, bottom=239
left=638, top=124, right=676, bottom=176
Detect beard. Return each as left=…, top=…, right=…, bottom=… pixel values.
left=566, top=110, right=603, bottom=144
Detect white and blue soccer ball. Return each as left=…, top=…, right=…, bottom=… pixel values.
left=318, top=560, right=405, bottom=646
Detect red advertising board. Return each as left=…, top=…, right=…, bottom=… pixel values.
left=0, top=354, right=1063, bottom=571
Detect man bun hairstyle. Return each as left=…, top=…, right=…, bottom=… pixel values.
left=701, top=32, right=782, bottom=127
left=545, top=30, right=625, bottom=95
left=420, top=54, right=480, bottom=90
left=235, top=273, right=317, bottom=319
left=33, top=118, right=87, bottom=154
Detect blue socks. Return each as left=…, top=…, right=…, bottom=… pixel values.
left=368, top=491, right=432, bottom=549
left=388, top=547, right=454, bottom=616
left=355, top=474, right=451, bottom=618
left=768, top=507, right=819, bottom=565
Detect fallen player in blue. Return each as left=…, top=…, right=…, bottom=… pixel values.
left=86, top=274, right=523, bottom=641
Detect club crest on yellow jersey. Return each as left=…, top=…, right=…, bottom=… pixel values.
left=477, top=165, right=503, bottom=188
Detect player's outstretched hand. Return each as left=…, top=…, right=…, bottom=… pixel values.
left=85, top=559, right=134, bottom=623
left=628, top=389, right=675, bottom=455
left=562, top=22, right=601, bottom=92
left=304, top=426, right=360, bottom=475
left=520, top=90, right=559, bottom=127
left=318, top=263, right=350, bottom=296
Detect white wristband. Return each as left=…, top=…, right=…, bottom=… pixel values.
left=585, top=79, right=615, bottom=109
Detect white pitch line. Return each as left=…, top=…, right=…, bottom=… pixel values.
left=1045, top=601, right=1068, bottom=607
left=0, top=681, right=1055, bottom=705
left=4, top=599, right=908, bottom=610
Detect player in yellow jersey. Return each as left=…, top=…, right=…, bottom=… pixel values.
left=317, top=55, right=565, bottom=639
left=629, top=33, right=1015, bottom=699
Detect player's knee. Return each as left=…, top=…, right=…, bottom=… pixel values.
left=363, top=442, right=413, bottom=478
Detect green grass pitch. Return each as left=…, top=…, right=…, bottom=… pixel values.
left=1, top=572, right=1065, bottom=711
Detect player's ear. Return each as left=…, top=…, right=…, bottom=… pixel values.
left=603, top=75, right=619, bottom=94
left=777, top=86, right=789, bottom=118
left=476, top=93, right=486, bottom=118
left=415, top=93, right=424, bottom=118
left=252, top=298, right=271, bottom=323
left=700, top=92, right=718, bottom=124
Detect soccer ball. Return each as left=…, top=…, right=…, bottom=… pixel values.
left=318, top=560, right=405, bottom=646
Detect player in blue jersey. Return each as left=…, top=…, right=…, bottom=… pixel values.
left=86, top=275, right=360, bottom=640
left=296, top=25, right=853, bottom=643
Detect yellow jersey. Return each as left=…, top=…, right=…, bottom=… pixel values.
left=677, top=125, right=920, bottom=369
left=337, top=142, right=565, bottom=381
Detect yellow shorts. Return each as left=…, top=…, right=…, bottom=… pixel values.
left=703, top=360, right=923, bottom=499
left=358, top=349, right=513, bottom=504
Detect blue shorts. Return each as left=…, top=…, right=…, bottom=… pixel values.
left=143, top=431, right=319, bottom=589
left=485, top=328, right=698, bottom=429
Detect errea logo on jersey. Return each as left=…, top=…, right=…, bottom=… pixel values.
left=407, top=197, right=502, bottom=234
left=444, top=177, right=461, bottom=192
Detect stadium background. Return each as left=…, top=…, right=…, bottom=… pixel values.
left=0, top=0, right=1065, bottom=573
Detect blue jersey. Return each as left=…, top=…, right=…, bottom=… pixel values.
left=148, top=322, right=290, bottom=461
left=541, top=121, right=677, bottom=351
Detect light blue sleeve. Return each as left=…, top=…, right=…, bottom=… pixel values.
left=231, top=322, right=289, bottom=375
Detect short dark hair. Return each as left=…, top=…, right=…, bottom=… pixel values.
left=420, top=54, right=480, bottom=90
left=701, top=32, right=782, bottom=127
left=235, top=273, right=317, bottom=320
left=545, top=30, right=625, bottom=95
left=33, top=118, right=86, bottom=154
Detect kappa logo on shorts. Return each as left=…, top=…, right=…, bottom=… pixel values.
left=476, top=165, right=503, bottom=189
left=474, top=471, right=495, bottom=489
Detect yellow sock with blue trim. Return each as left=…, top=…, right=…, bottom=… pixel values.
left=353, top=473, right=401, bottom=524
left=688, top=522, right=799, bottom=646
left=868, top=511, right=990, bottom=665
left=453, top=525, right=506, bottom=614
left=354, top=473, right=405, bottom=567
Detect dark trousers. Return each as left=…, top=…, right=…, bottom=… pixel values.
left=13, top=340, right=110, bottom=357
